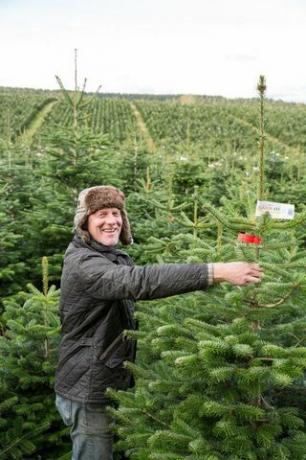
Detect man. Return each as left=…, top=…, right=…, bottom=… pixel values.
left=55, top=185, right=262, bottom=460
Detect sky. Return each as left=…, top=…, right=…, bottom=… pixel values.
left=1, top=0, right=306, bottom=102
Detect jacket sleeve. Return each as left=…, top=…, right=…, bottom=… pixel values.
left=78, top=254, right=210, bottom=301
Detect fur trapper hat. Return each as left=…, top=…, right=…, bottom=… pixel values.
left=74, top=185, right=132, bottom=245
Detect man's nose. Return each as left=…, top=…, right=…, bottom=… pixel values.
left=105, top=215, right=116, bottom=224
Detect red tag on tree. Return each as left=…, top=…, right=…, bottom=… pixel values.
left=237, top=233, right=262, bottom=245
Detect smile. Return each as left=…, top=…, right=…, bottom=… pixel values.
left=100, top=228, right=119, bottom=233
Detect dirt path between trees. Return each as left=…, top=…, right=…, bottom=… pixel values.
left=179, top=95, right=200, bottom=105
left=130, top=102, right=156, bottom=153
left=19, top=99, right=58, bottom=144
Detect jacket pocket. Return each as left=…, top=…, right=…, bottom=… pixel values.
left=56, top=340, right=92, bottom=389
left=98, top=333, right=131, bottom=369
left=58, top=339, right=92, bottom=368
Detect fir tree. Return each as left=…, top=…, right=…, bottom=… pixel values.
left=0, top=258, right=70, bottom=459
left=109, top=77, right=306, bottom=459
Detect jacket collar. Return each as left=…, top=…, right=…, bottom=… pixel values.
left=72, top=233, right=129, bottom=258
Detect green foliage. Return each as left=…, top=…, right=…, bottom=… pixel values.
left=0, top=86, right=305, bottom=458
left=108, top=93, right=306, bottom=458
left=0, top=260, right=70, bottom=459
left=0, top=88, right=53, bottom=141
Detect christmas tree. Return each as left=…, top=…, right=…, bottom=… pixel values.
left=109, top=77, right=306, bottom=459
left=0, top=258, right=70, bottom=459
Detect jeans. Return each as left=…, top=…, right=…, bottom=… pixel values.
left=55, top=394, right=113, bottom=460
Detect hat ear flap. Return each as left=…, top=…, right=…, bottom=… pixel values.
left=75, top=214, right=91, bottom=242
left=74, top=195, right=90, bottom=241
left=120, top=209, right=133, bottom=245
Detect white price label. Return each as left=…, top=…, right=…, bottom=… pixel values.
left=256, top=200, right=295, bottom=220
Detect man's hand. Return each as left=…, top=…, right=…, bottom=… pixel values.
left=213, top=262, right=263, bottom=285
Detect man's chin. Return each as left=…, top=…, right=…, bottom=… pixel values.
left=98, top=236, right=119, bottom=247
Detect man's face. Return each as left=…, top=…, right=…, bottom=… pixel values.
left=87, top=208, right=123, bottom=247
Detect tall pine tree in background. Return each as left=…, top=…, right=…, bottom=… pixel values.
left=22, top=125, right=122, bottom=284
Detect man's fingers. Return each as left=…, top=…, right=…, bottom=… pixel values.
left=249, top=270, right=263, bottom=278
left=248, top=264, right=263, bottom=278
left=245, top=275, right=262, bottom=284
left=249, top=263, right=263, bottom=272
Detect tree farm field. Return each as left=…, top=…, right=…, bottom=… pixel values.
left=0, top=85, right=305, bottom=459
